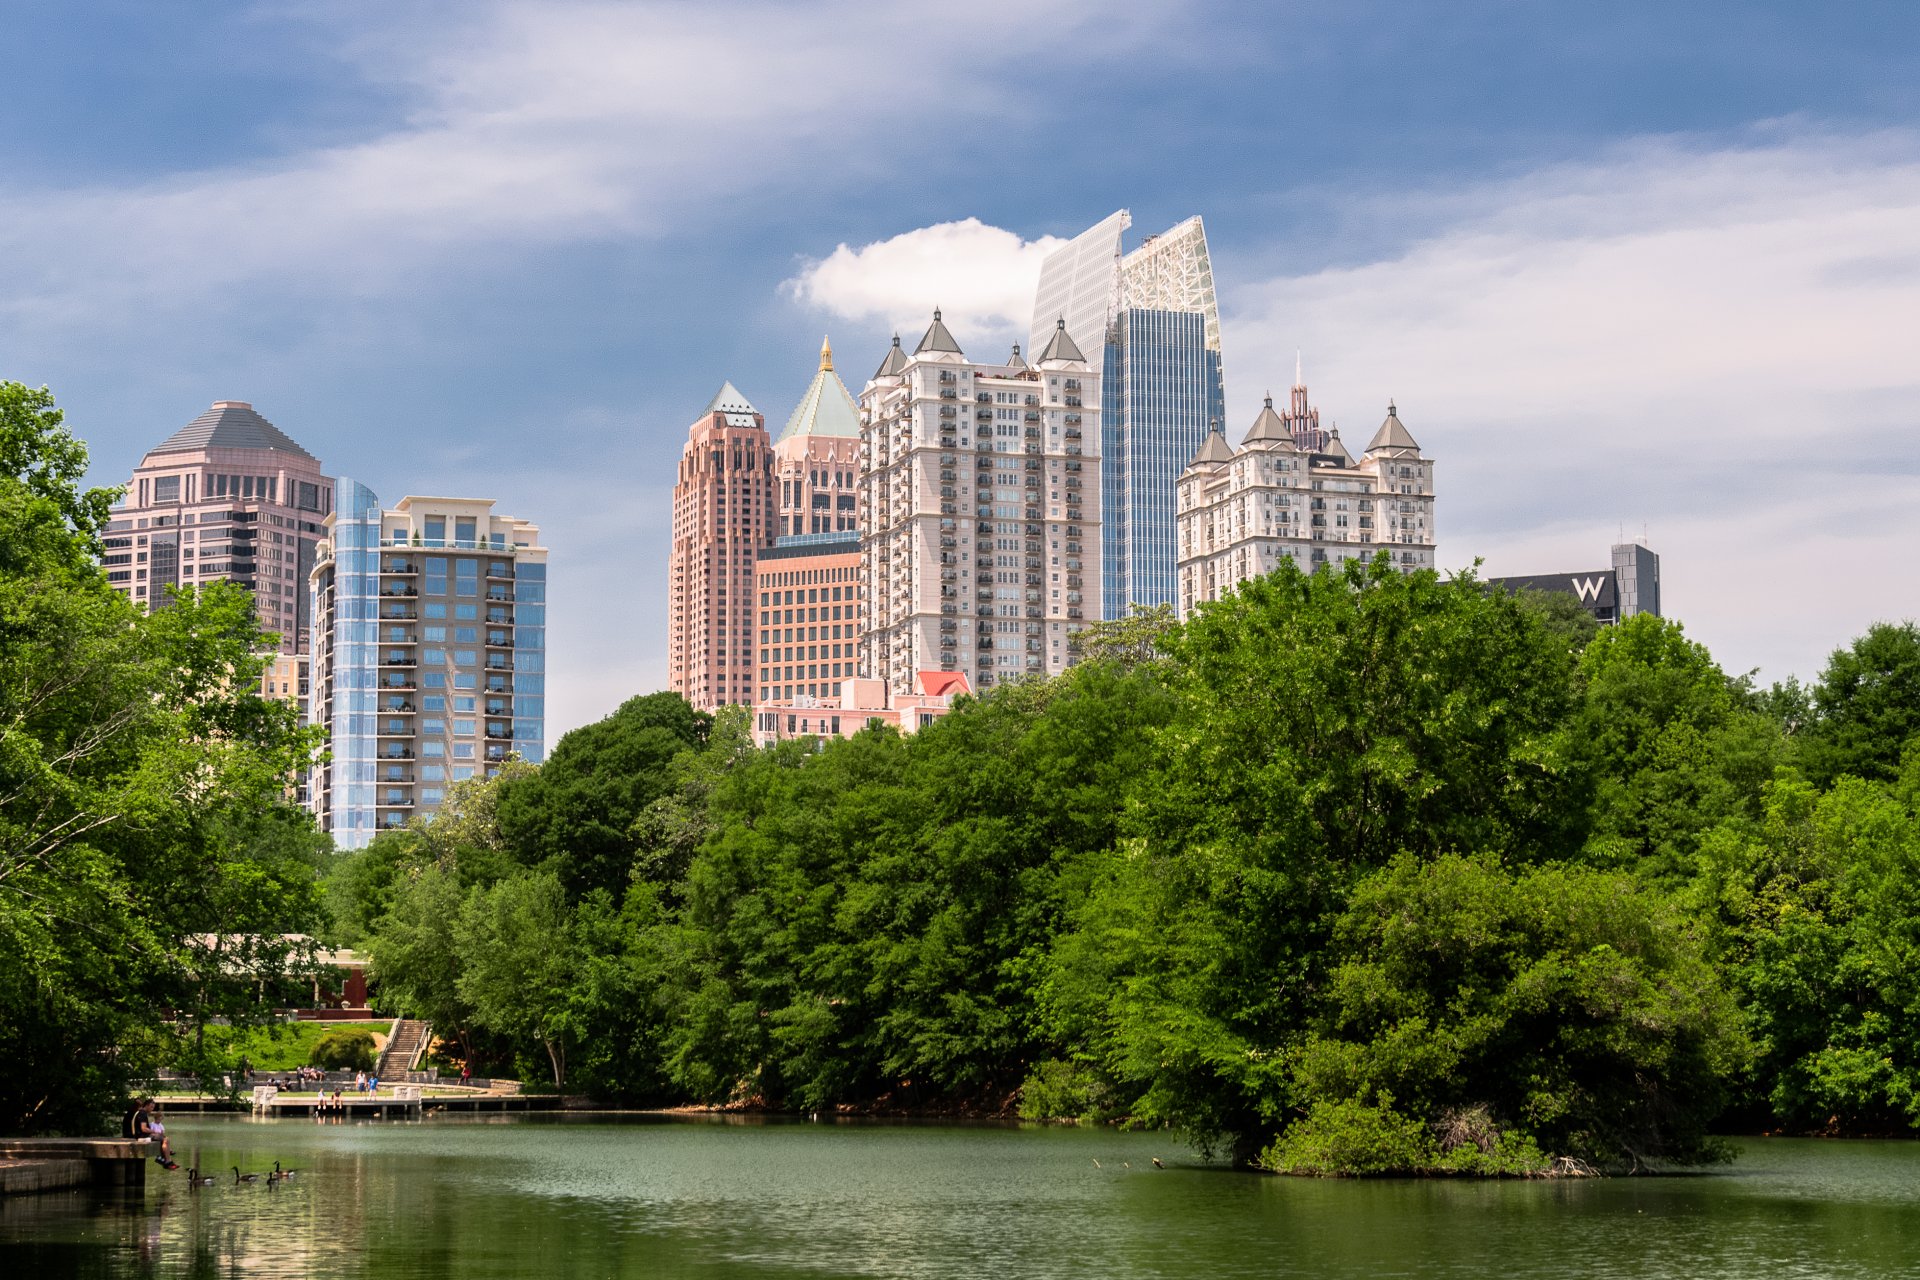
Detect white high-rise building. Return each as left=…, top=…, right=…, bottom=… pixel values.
left=1175, top=369, right=1435, bottom=617
left=859, top=311, right=1100, bottom=693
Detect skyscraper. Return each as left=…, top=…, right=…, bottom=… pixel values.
left=859, top=311, right=1099, bottom=693
left=668, top=383, right=775, bottom=711
left=104, top=400, right=334, bottom=701
left=1175, top=369, right=1436, bottom=617
left=1031, top=213, right=1225, bottom=618
left=308, top=487, right=548, bottom=849
left=758, top=337, right=864, bottom=706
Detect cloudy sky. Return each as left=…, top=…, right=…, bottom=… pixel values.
left=7, top=1, right=1918, bottom=741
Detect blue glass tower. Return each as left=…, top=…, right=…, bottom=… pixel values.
left=1101, top=309, right=1222, bottom=618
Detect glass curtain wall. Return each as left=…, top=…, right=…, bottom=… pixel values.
left=1103, top=309, right=1212, bottom=618
left=327, top=478, right=382, bottom=849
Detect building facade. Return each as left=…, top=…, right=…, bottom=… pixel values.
left=751, top=672, right=970, bottom=747
left=309, top=487, right=548, bottom=849
left=105, top=400, right=334, bottom=701
left=753, top=338, right=864, bottom=706
left=667, top=384, right=776, bottom=711
left=1489, top=543, right=1662, bottom=624
left=1176, top=373, right=1436, bottom=617
left=1031, top=213, right=1225, bottom=618
left=859, top=312, right=1099, bottom=694
left=756, top=535, right=862, bottom=704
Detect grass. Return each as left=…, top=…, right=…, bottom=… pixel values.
left=177, top=1020, right=389, bottom=1072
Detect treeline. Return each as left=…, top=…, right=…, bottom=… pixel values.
left=335, top=558, right=1920, bottom=1173
left=1, top=385, right=330, bottom=1135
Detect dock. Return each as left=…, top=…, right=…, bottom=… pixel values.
left=0, top=1139, right=150, bottom=1195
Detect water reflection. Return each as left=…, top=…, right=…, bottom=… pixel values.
left=1, top=1118, right=1917, bottom=1279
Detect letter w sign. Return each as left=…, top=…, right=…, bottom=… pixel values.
left=1571, top=576, right=1606, bottom=602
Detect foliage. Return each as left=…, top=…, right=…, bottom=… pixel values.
left=309, top=1027, right=378, bottom=1072
left=1568, top=614, right=1786, bottom=882
left=1692, top=773, right=1920, bottom=1131
left=0, top=384, right=324, bottom=1134
left=495, top=692, right=710, bottom=900
left=1260, top=1097, right=1549, bottom=1177
left=454, top=871, right=580, bottom=1087
left=1801, top=622, right=1920, bottom=786
left=1510, top=587, right=1603, bottom=653
left=1044, top=555, right=1582, bottom=1160
left=1281, top=853, right=1741, bottom=1171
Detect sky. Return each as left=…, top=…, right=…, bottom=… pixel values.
left=6, top=0, right=1918, bottom=744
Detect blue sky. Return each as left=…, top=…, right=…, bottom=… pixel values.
left=6, top=0, right=1918, bottom=741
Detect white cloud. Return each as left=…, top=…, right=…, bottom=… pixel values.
left=786, top=219, right=1067, bottom=351
left=1220, top=129, right=1920, bottom=683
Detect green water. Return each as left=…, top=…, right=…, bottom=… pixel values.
left=3, top=1116, right=1917, bottom=1278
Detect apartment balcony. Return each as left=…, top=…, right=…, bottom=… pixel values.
left=379, top=652, right=417, bottom=669
left=486, top=608, right=513, bottom=624
left=378, top=798, right=415, bottom=810
left=381, top=604, right=418, bottom=620
left=380, top=699, right=416, bottom=714
left=382, top=559, right=420, bottom=576
left=379, top=747, right=416, bottom=760
left=486, top=724, right=513, bottom=740
left=486, top=587, right=512, bottom=602
left=486, top=563, right=514, bottom=581
left=380, top=586, right=418, bottom=599
left=1067, top=608, right=1083, bottom=620
left=380, top=678, right=418, bottom=691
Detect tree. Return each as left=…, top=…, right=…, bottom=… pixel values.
left=1802, top=622, right=1920, bottom=786
left=0, top=387, right=322, bottom=1132
left=1568, top=614, right=1786, bottom=882
left=1043, top=554, right=1583, bottom=1161
left=0, top=382, right=116, bottom=545
left=1693, top=772, right=1920, bottom=1132
left=455, top=871, right=580, bottom=1088
left=495, top=692, right=709, bottom=900
left=1510, top=587, right=1602, bottom=653
left=1265, top=853, right=1742, bottom=1174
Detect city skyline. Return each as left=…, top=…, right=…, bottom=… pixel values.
left=8, top=2, right=1920, bottom=742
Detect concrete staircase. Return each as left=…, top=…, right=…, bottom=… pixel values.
left=376, top=1019, right=432, bottom=1076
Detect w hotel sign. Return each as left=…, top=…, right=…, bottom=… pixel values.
left=1488, top=542, right=1661, bottom=627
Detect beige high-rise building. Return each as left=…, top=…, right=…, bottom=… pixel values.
left=308, top=484, right=548, bottom=850
left=668, top=383, right=775, bottom=710
left=1176, top=368, right=1434, bottom=617
left=859, top=311, right=1100, bottom=693
left=104, top=400, right=334, bottom=704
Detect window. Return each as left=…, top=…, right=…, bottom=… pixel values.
left=153, top=476, right=180, bottom=503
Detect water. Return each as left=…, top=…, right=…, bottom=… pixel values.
left=3, top=1116, right=1917, bottom=1278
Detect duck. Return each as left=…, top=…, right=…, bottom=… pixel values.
left=186, top=1167, right=217, bottom=1187
left=274, top=1160, right=299, bottom=1179
left=1151, top=1157, right=1164, bottom=1169
left=233, top=1166, right=261, bottom=1184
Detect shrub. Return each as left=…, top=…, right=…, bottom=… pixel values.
left=310, top=1027, right=377, bottom=1072
left=1017, top=1059, right=1116, bottom=1122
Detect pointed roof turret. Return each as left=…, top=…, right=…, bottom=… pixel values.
left=702, top=380, right=760, bottom=428
left=1006, top=343, right=1027, bottom=370
left=1035, top=316, right=1087, bottom=365
left=818, top=335, right=835, bottom=372
left=149, top=400, right=316, bottom=460
left=1242, top=391, right=1294, bottom=447
left=1365, top=401, right=1422, bottom=456
left=914, top=307, right=964, bottom=356
left=1319, top=425, right=1354, bottom=467
left=778, top=337, right=862, bottom=443
left=1185, top=419, right=1236, bottom=470
left=873, top=333, right=909, bottom=379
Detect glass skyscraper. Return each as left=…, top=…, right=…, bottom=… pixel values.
left=1102, top=310, right=1218, bottom=618
left=309, top=486, right=548, bottom=849
left=1033, top=212, right=1225, bottom=618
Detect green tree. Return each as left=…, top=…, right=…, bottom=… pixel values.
left=1802, top=622, right=1920, bottom=786
left=1510, top=587, right=1603, bottom=652
left=455, top=871, right=580, bottom=1088
left=1044, top=555, right=1582, bottom=1161
left=1266, top=853, right=1742, bottom=1173
left=0, top=387, right=322, bottom=1132
left=496, top=692, right=709, bottom=900
left=1694, top=772, right=1920, bottom=1131
left=1568, top=614, right=1785, bottom=881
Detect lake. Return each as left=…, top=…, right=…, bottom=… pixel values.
left=2, top=1115, right=1916, bottom=1278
